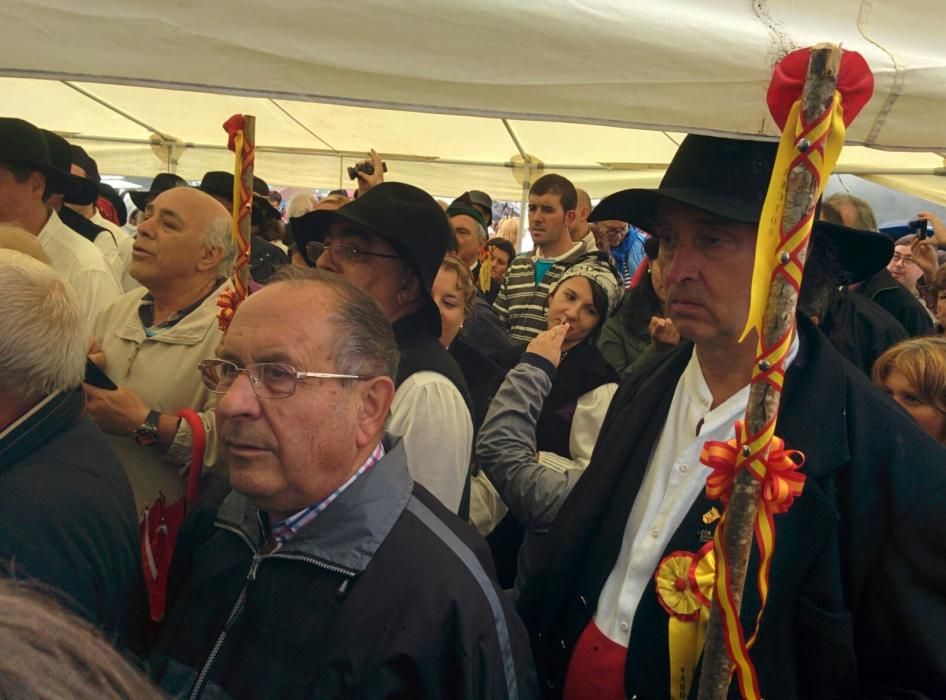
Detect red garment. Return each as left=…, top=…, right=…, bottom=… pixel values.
left=563, top=621, right=628, bottom=700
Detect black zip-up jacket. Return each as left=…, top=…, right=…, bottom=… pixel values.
left=149, top=436, right=537, bottom=699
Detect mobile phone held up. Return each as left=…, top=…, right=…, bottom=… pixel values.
left=84, top=358, right=118, bottom=390
left=908, top=218, right=933, bottom=239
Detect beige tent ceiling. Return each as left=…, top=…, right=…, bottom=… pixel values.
left=1, top=1, right=945, bottom=201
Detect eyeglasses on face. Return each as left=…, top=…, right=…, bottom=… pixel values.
left=891, top=252, right=916, bottom=266
left=198, top=359, right=369, bottom=399
left=305, top=240, right=401, bottom=265
left=602, top=226, right=629, bottom=236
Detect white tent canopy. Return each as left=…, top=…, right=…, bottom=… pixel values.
left=1, top=1, right=944, bottom=201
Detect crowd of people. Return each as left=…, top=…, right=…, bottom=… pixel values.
left=1, top=115, right=945, bottom=698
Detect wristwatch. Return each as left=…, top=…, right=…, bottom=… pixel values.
left=132, top=410, right=162, bottom=446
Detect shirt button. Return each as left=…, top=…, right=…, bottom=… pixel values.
left=620, top=621, right=629, bottom=632
left=651, top=528, right=660, bottom=538
left=679, top=463, right=689, bottom=473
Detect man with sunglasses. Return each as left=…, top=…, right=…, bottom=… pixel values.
left=291, top=183, right=475, bottom=517
left=150, top=270, right=536, bottom=698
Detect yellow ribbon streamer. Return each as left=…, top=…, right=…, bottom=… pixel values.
left=740, top=92, right=847, bottom=342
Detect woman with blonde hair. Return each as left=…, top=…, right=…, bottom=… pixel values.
left=873, top=336, right=946, bottom=443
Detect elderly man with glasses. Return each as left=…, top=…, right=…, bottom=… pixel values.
left=149, top=270, right=536, bottom=700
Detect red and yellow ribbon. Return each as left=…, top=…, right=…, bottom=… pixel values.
left=218, top=114, right=255, bottom=332
left=655, top=543, right=716, bottom=700
left=700, top=421, right=806, bottom=698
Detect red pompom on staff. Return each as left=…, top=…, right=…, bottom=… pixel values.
left=695, top=44, right=873, bottom=700
left=217, top=114, right=256, bottom=332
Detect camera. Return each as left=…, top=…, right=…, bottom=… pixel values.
left=347, top=161, right=388, bottom=181
left=908, top=218, right=932, bottom=238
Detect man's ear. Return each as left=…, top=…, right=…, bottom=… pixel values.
left=395, top=273, right=422, bottom=308
left=354, top=376, right=396, bottom=449
left=565, top=209, right=577, bottom=228
left=197, top=243, right=224, bottom=273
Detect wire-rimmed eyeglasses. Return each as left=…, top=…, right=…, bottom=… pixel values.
left=198, top=359, right=369, bottom=399
left=305, top=240, right=401, bottom=265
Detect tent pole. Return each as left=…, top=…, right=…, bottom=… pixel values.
left=517, top=166, right=529, bottom=250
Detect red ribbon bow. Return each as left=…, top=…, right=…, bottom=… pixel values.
left=767, top=48, right=874, bottom=129
left=701, top=421, right=806, bottom=512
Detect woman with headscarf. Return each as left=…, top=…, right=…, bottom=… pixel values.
left=477, top=253, right=623, bottom=594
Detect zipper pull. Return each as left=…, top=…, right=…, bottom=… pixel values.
left=247, top=554, right=263, bottom=581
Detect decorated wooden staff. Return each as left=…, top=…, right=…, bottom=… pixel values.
left=682, top=44, right=875, bottom=699
left=217, top=113, right=256, bottom=332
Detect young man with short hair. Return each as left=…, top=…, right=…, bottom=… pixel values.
left=493, top=174, right=587, bottom=342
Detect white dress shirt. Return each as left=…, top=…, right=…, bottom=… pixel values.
left=387, top=370, right=473, bottom=514
left=594, top=337, right=798, bottom=645
left=37, top=210, right=122, bottom=331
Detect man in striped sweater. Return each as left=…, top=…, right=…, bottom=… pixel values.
left=493, top=174, right=586, bottom=342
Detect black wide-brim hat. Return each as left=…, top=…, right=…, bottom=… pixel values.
left=129, top=172, right=188, bottom=210
left=291, top=182, right=452, bottom=335
left=592, top=134, right=892, bottom=284
left=0, top=119, right=70, bottom=195
left=590, top=134, right=777, bottom=232
left=198, top=171, right=281, bottom=225
left=40, top=129, right=99, bottom=205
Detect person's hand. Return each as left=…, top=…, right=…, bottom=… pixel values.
left=526, top=322, right=569, bottom=368
left=917, top=211, right=946, bottom=247
left=84, top=384, right=149, bottom=436
left=649, top=316, right=680, bottom=346
left=87, top=337, right=106, bottom=370
left=911, top=237, right=939, bottom=281
left=356, top=149, right=385, bottom=196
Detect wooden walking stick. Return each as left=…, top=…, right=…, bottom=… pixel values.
left=690, top=44, right=874, bottom=699
left=217, top=114, right=256, bottom=332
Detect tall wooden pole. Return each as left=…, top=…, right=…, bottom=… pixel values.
left=234, top=115, right=255, bottom=298
left=697, top=43, right=842, bottom=700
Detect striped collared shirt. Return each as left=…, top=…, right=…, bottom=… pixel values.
left=260, top=442, right=386, bottom=551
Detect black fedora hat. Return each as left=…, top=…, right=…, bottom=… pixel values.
left=811, top=220, right=893, bottom=284
left=590, top=134, right=778, bottom=231
left=291, top=182, right=452, bottom=334
left=0, top=118, right=70, bottom=195
left=198, top=171, right=280, bottom=224
left=594, top=134, right=892, bottom=285
left=40, top=130, right=99, bottom=205
left=129, top=172, right=188, bottom=210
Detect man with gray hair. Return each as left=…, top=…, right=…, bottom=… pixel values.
left=0, top=249, right=146, bottom=653
left=150, top=270, right=536, bottom=699
left=85, top=187, right=235, bottom=510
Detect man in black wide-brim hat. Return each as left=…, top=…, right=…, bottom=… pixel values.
left=291, top=181, right=475, bottom=518
left=0, top=117, right=120, bottom=327
left=518, top=134, right=946, bottom=699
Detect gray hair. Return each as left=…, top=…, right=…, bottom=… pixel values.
left=287, top=192, right=318, bottom=219
left=201, top=216, right=237, bottom=278
left=0, top=250, right=85, bottom=401
left=824, top=192, right=878, bottom=231
left=269, top=267, right=399, bottom=380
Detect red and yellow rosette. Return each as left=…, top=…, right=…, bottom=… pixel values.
left=217, top=114, right=255, bottom=332
left=655, top=542, right=716, bottom=700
